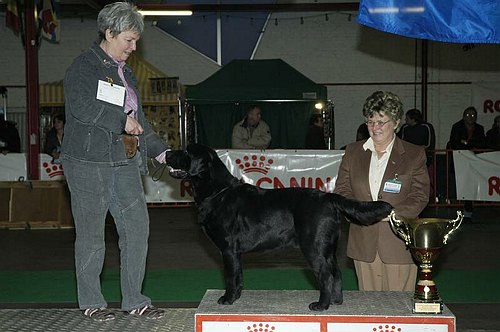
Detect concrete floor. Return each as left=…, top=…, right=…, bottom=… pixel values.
left=1, top=205, right=499, bottom=331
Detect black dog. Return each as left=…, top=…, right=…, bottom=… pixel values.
left=166, top=144, right=393, bottom=311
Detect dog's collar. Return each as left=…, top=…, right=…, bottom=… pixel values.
left=206, top=185, right=231, bottom=201
left=205, top=178, right=239, bottom=202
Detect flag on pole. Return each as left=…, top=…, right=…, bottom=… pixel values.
left=38, top=0, right=60, bottom=43
left=6, top=0, right=20, bottom=36
left=357, top=0, right=500, bottom=43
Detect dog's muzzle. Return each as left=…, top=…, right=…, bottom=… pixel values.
left=168, top=167, right=188, bottom=179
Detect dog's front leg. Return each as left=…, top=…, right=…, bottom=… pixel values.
left=218, top=249, right=243, bottom=305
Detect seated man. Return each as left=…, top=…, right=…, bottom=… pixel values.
left=232, top=105, right=271, bottom=149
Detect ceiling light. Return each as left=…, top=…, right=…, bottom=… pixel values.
left=138, top=10, right=193, bottom=16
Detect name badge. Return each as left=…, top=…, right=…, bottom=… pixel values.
left=96, top=79, right=126, bottom=107
left=383, top=179, right=402, bottom=193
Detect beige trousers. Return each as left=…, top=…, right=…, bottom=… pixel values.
left=354, top=252, right=417, bottom=291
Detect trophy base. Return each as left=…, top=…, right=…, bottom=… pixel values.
left=413, top=298, right=443, bottom=314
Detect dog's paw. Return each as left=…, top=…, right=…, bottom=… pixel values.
left=308, top=301, right=329, bottom=311
left=217, top=295, right=236, bottom=305
left=331, top=293, right=343, bottom=305
left=332, top=298, right=343, bottom=305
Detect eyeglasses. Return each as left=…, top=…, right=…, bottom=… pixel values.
left=366, top=119, right=392, bottom=127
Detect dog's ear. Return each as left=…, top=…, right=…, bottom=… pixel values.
left=186, top=144, right=215, bottom=178
left=165, top=150, right=175, bottom=165
left=188, top=155, right=205, bottom=177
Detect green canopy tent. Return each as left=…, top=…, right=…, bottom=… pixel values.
left=185, top=59, right=329, bottom=149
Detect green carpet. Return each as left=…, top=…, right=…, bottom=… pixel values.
left=0, top=268, right=498, bottom=304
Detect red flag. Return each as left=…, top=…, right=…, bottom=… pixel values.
left=6, top=0, right=20, bottom=36
left=38, top=0, right=60, bottom=43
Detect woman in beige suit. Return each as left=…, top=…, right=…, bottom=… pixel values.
left=334, top=91, right=430, bottom=291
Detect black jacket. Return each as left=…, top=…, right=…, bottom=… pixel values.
left=0, top=119, right=21, bottom=152
left=448, top=119, right=486, bottom=150
left=305, top=125, right=326, bottom=149
left=62, top=42, right=168, bottom=173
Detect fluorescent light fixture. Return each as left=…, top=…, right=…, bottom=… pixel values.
left=368, top=6, right=425, bottom=14
left=138, top=10, right=193, bottom=16
left=368, top=7, right=399, bottom=14
left=315, top=102, right=324, bottom=110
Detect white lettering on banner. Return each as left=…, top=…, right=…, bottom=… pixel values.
left=4, top=150, right=496, bottom=203
left=219, top=150, right=344, bottom=192
left=471, top=82, right=500, bottom=129
left=453, top=150, right=500, bottom=202
left=145, top=150, right=344, bottom=202
left=0, top=151, right=344, bottom=203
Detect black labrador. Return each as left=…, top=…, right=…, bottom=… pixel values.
left=166, top=143, right=393, bottom=311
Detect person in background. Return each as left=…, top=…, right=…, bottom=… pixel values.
left=44, top=114, right=65, bottom=163
left=305, top=113, right=327, bottom=149
left=232, top=105, right=271, bottom=149
left=0, top=115, right=21, bottom=154
left=448, top=106, right=486, bottom=150
left=398, top=108, right=436, bottom=200
left=398, top=108, right=435, bottom=165
left=334, top=91, right=429, bottom=292
left=486, top=115, right=500, bottom=151
left=340, top=121, right=369, bottom=150
left=356, top=122, right=370, bottom=142
left=61, top=2, right=168, bottom=322
left=447, top=107, right=486, bottom=221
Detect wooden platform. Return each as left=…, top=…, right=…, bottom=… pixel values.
left=195, top=290, right=456, bottom=332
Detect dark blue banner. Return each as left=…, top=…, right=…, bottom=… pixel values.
left=357, top=0, right=500, bottom=43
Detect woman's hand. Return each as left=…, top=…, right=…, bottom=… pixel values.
left=125, top=116, right=144, bottom=135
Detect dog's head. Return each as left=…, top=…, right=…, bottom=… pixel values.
left=165, top=149, right=190, bottom=179
left=166, top=143, right=219, bottom=180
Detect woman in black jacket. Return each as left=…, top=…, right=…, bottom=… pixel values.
left=44, top=114, right=65, bottom=162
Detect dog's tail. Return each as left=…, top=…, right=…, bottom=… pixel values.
left=330, top=193, right=393, bottom=225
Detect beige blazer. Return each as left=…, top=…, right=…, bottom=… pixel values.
left=334, top=137, right=430, bottom=264
left=232, top=119, right=271, bottom=149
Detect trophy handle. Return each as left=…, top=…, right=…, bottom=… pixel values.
left=443, top=210, right=464, bottom=244
left=388, top=210, right=412, bottom=246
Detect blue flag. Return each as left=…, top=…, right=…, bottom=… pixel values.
left=357, top=0, right=500, bottom=43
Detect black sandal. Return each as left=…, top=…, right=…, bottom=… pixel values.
left=83, top=308, right=115, bottom=321
left=127, top=305, right=165, bottom=320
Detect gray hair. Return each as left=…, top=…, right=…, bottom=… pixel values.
left=97, top=2, right=144, bottom=42
left=363, top=91, right=404, bottom=125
